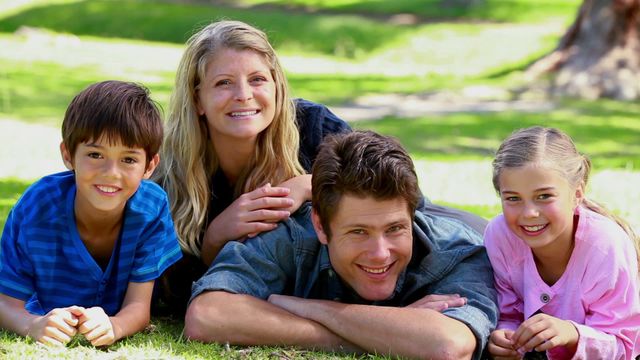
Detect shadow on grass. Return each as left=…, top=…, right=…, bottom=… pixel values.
left=0, top=0, right=409, bottom=58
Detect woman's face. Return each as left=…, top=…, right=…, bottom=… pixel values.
left=196, top=48, right=276, bottom=146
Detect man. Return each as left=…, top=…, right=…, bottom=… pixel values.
left=185, top=130, right=498, bottom=359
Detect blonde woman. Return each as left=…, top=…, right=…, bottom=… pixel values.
left=153, top=20, right=350, bottom=313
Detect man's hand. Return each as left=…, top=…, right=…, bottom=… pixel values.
left=27, top=307, right=79, bottom=346
left=72, top=306, right=116, bottom=346
left=406, top=293, right=466, bottom=311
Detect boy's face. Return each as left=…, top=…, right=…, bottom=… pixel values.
left=312, top=194, right=413, bottom=301
left=60, top=136, right=159, bottom=216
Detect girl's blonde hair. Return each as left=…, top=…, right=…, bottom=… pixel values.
left=153, top=20, right=304, bottom=256
left=492, top=126, right=640, bottom=269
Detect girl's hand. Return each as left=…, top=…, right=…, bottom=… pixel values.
left=202, top=183, right=294, bottom=265
left=406, top=293, right=467, bottom=311
left=276, top=174, right=312, bottom=214
left=27, top=307, right=79, bottom=346
left=511, top=313, right=578, bottom=354
left=73, top=306, right=116, bottom=346
left=488, top=329, right=520, bottom=359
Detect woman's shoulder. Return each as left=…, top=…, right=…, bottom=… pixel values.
left=293, top=98, right=351, bottom=134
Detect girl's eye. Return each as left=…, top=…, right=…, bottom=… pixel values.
left=504, top=196, right=520, bottom=202
left=537, top=193, right=552, bottom=200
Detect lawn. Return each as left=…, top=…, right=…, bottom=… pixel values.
left=1, top=0, right=638, bottom=358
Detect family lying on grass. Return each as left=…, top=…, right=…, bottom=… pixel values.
left=0, top=20, right=638, bottom=360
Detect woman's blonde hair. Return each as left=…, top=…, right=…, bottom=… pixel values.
left=154, top=20, right=304, bottom=256
left=492, top=126, right=640, bottom=270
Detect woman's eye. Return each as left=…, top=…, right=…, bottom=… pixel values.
left=215, top=79, right=231, bottom=86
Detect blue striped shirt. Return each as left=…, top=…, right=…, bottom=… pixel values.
left=0, top=171, right=182, bottom=315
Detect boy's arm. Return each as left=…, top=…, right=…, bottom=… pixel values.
left=269, top=294, right=475, bottom=360
left=0, top=293, right=78, bottom=346
left=185, top=291, right=361, bottom=353
left=75, top=281, right=153, bottom=346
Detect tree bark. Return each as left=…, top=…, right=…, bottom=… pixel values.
left=527, top=0, right=640, bottom=100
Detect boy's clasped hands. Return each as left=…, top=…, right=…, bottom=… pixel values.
left=28, top=306, right=115, bottom=347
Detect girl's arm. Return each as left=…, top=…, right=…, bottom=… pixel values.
left=75, top=281, right=154, bottom=346
left=0, top=293, right=78, bottom=346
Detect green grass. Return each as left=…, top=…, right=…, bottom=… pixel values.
left=355, top=99, right=640, bottom=170
left=0, top=317, right=375, bottom=359
left=0, top=178, right=30, bottom=230
left=235, top=0, right=581, bottom=23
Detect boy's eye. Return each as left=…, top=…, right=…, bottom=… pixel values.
left=122, top=157, right=138, bottom=164
left=87, top=152, right=102, bottom=159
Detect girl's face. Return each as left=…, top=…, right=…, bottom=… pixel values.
left=498, top=163, right=583, bottom=254
left=196, top=48, right=276, bottom=146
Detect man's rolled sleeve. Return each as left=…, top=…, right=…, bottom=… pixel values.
left=431, top=247, right=499, bottom=360
left=190, top=224, right=297, bottom=303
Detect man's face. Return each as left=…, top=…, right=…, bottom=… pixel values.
left=312, top=194, right=413, bottom=301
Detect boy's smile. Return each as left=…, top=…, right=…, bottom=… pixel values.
left=61, top=137, right=158, bottom=218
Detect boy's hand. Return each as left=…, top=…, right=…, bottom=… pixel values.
left=488, top=329, right=520, bottom=359
left=72, top=306, right=116, bottom=346
left=511, top=313, right=578, bottom=353
left=27, top=307, right=79, bottom=346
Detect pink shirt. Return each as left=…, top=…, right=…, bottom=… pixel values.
left=484, top=206, right=640, bottom=360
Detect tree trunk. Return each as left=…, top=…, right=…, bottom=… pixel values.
left=527, top=0, right=640, bottom=100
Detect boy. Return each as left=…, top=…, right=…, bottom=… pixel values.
left=0, top=81, right=182, bottom=346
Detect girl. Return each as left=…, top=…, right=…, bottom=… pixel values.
left=485, top=126, right=640, bottom=359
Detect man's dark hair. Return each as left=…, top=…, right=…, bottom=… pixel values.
left=311, top=130, right=420, bottom=237
left=62, top=80, right=163, bottom=163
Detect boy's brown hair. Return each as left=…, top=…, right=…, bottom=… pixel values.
left=62, top=80, right=163, bottom=163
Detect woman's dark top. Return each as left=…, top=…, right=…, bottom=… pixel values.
left=154, top=99, right=351, bottom=316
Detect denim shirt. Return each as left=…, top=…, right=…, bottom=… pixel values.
left=192, top=203, right=498, bottom=359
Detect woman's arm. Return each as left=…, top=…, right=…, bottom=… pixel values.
left=200, top=184, right=294, bottom=266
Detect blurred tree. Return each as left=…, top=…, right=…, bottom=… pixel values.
left=527, top=0, right=640, bottom=100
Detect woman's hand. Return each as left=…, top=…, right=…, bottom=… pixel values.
left=511, top=313, right=578, bottom=354
left=488, top=329, right=520, bottom=359
left=276, top=174, right=312, bottom=214
left=201, top=183, right=294, bottom=265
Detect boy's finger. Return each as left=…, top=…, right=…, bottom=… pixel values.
left=84, top=325, right=108, bottom=342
